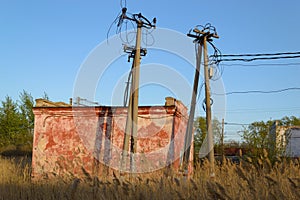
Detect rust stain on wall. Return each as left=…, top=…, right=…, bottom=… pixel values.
left=32, top=98, right=193, bottom=180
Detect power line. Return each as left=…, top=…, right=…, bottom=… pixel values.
left=212, top=87, right=300, bottom=96
left=120, top=0, right=127, bottom=8
left=215, top=110, right=300, bottom=115
left=211, top=51, right=300, bottom=63
left=225, top=122, right=251, bottom=126
left=221, top=62, right=300, bottom=67
left=214, top=107, right=300, bottom=114
left=219, top=55, right=300, bottom=62
left=219, top=51, right=300, bottom=57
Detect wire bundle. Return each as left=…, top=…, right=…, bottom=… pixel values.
left=214, top=51, right=300, bottom=62
left=107, top=3, right=156, bottom=46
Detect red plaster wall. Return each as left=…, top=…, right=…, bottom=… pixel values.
left=31, top=100, right=192, bottom=180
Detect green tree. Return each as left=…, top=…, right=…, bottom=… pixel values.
left=194, top=116, right=223, bottom=159
left=241, top=120, right=273, bottom=157
left=0, top=96, right=22, bottom=146
left=240, top=116, right=300, bottom=158
left=19, top=90, right=34, bottom=135
left=194, top=117, right=206, bottom=154
left=18, top=90, right=34, bottom=146
left=0, top=91, right=35, bottom=148
left=278, top=116, right=300, bottom=126
left=242, top=121, right=272, bottom=146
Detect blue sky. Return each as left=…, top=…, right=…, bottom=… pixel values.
left=1, top=1, right=300, bottom=141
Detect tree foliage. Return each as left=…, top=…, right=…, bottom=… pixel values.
left=194, top=115, right=300, bottom=160
left=194, top=116, right=223, bottom=159
left=277, top=116, right=300, bottom=126
left=19, top=90, right=34, bottom=135
left=240, top=116, right=300, bottom=158
left=0, top=91, right=34, bottom=148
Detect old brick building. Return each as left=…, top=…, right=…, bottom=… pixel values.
left=31, top=97, right=192, bottom=180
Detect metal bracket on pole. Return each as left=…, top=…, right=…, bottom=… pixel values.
left=124, top=45, right=147, bottom=62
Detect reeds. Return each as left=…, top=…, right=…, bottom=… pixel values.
left=0, top=155, right=299, bottom=199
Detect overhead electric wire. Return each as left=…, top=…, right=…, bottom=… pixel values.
left=219, top=55, right=300, bottom=62
left=219, top=51, right=300, bottom=57
left=123, top=62, right=134, bottom=106
left=224, top=122, right=251, bottom=126
left=214, top=106, right=300, bottom=114
left=212, top=51, right=300, bottom=63
left=120, top=0, right=127, bottom=8
left=213, top=87, right=300, bottom=96
left=220, top=62, right=300, bottom=67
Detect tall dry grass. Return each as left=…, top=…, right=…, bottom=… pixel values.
left=0, top=155, right=299, bottom=199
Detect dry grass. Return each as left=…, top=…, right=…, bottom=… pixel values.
left=0, top=156, right=300, bottom=199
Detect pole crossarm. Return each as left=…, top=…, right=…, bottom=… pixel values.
left=118, top=7, right=156, bottom=29
left=187, top=28, right=219, bottom=43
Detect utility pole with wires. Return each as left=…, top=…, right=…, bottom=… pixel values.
left=117, top=7, right=156, bottom=173
left=184, top=24, right=219, bottom=178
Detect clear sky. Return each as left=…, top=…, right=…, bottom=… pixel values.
left=1, top=0, right=300, bottom=141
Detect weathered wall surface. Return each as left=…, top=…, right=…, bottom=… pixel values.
left=286, top=128, right=300, bottom=157
left=32, top=99, right=192, bottom=180
left=269, top=122, right=300, bottom=157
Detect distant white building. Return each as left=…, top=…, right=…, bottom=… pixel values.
left=269, top=121, right=300, bottom=157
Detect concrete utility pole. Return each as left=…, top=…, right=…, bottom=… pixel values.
left=122, top=22, right=142, bottom=172
left=182, top=41, right=203, bottom=174
left=131, top=22, right=142, bottom=155
left=119, top=9, right=156, bottom=173
left=185, top=26, right=219, bottom=177
left=203, top=35, right=215, bottom=177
